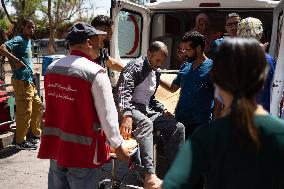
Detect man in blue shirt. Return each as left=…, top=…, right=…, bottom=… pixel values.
left=0, top=18, right=42, bottom=150
left=209, top=13, right=241, bottom=58
left=161, top=31, right=215, bottom=137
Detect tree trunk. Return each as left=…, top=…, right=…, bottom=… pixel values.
left=0, top=0, right=16, bottom=25
left=48, top=28, right=56, bottom=55
left=47, top=0, right=55, bottom=55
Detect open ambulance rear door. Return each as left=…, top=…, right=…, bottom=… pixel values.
left=270, top=0, right=284, bottom=116
left=110, top=0, right=151, bottom=85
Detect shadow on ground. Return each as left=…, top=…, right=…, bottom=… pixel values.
left=0, top=145, right=19, bottom=159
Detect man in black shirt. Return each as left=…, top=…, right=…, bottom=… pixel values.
left=91, top=15, right=124, bottom=72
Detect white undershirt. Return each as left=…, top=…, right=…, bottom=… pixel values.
left=132, top=70, right=156, bottom=106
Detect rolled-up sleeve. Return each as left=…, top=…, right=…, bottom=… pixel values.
left=5, top=36, right=23, bottom=52
left=92, top=71, right=123, bottom=148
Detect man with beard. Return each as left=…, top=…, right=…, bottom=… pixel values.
left=161, top=31, right=215, bottom=138
left=91, top=15, right=124, bottom=72
left=0, top=18, right=42, bottom=150
left=115, top=41, right=184, bottom=189
left=209, top=13, right=241, bottom=58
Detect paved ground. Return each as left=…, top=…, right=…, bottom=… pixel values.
left=0, top=146, right=49, bottom=189
left=0, top=62, right=49, bottom=189
left=0, top=143, right=144, bottom=189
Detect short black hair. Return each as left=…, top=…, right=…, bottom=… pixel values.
left=181, top=31, right=205, bottom=50
left=225, top=13, right=240, bottom=22
left=148, top=41, right=168, bottom=56
left=91, top=15, right=113, bottom=28
left=22, top=17, right=34, bottom=27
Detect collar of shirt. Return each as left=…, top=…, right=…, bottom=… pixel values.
left=70, top=50, right=94, bottom=62
left=20, top=34, right=29, bottom=41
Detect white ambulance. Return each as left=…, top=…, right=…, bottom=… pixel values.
left=270, top=0, right=284, bottom=116
left=110, top=0, right=284, bottom=116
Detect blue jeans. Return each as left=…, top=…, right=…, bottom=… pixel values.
left=48, top=160, right=100, bottom=189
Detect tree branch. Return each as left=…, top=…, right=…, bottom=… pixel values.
left=1, top=0, right=16, bottom=24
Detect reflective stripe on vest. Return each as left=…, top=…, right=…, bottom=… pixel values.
left=43, top=127, right=92, bottom=145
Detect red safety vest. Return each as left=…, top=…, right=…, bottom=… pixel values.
left=38, top=53, right=111, bottom=168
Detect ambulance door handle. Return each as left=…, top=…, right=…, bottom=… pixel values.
left=273, top=83, right=278, bottom=87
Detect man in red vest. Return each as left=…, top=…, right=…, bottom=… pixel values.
left=38, top=22, right=129, bottom=188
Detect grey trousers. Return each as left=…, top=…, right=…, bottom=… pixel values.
left=48, top=160, right=100, bottom=189
left=130, top=103, right=185, bottom=174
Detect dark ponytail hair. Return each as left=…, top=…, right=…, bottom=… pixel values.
left=211, top=37, right=268, bottom=151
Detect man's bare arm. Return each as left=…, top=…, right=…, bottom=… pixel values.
left=106, top=56, right=124, bottom=72
left=159, top=77, right=180, bottom=93
left=0, top=44, right=25, bottom=68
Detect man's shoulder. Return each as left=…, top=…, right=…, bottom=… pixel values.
left=125, top=56, right=145, bottom=70
left=265, top=53, right=277, bottom=69
left=5, top=35, right=24, bottom=46
left=54, top=55, right=104, bottom=73
left=212, top=38, right=224, bottom=45
left=181, top=62, right=192, bottom=69
left=215, top=37, right=224, bottom=42
left=265, top=53, right=275, bottom=63
left=204, top=58, right=213, bottom=66
left=177, top=62, right=192, bottom=74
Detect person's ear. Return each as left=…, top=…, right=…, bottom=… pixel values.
left=21, top=25, right=25, bottom=32
left=147, top=51, right=152, bottom=59
left=196, top=45, right=202, bottom=53
left=86, top=39, right=92, bottom=48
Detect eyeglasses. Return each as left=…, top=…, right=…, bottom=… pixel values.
left=178, top=47, right=194, bottom=53
left=226, top=21, right=240, bottom=27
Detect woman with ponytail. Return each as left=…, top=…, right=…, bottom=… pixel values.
left=161, top=38, right=284, bottom=189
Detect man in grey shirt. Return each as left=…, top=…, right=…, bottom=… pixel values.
left=115, top=41, right=185, bottom=188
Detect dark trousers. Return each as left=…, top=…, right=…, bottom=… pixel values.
left=179, top=121, right=202, bottom=138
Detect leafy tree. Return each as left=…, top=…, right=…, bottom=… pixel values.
left=0, top=19, right=9, bottom=31
left=45, top=0, right=92, bottom=54
left=0, top=0, right=44, bottom=36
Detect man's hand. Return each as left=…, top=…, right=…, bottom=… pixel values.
left=114, top=141, right=131, bottom=161
left=120, top=115, right=133, bottom=140
left=163, top=109, right=173, bottom=117
left=260, top=42, right=269, bottom=51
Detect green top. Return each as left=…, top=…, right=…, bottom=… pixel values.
left=5, top=34, right=34, bottom=83
left=163, top=114, right=284, bottom=189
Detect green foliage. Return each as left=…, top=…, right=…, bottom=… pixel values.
left=0, top=19, right=10, bottom=31
left=1, top=0, right=96, bottom=42
left=10, top=0, right=44, bottom=19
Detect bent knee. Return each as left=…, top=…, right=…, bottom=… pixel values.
left=176, top=122, right=185, bottom=131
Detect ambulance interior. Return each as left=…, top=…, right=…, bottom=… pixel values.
left=150, top=10, right=274, bottom=70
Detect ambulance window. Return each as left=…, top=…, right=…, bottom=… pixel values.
left=118, top=10, right=142, bottom=58
left=276, top=11, right=283, bottom=59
